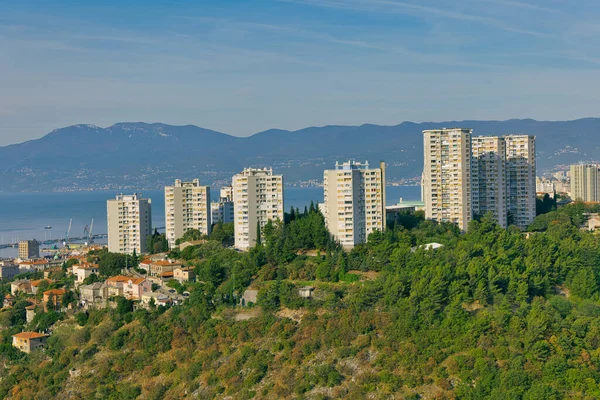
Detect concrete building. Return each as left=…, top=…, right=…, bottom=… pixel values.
left=423, top=128, right=473, bottom=231
left=423, top=130, right=536, bottom=231
left=165, top=179, right=211, bottom=249
left=105, top=276, right=151, bottom=300
left=505, top=135, right=536, bottom=230
left=12, top=332, right=49, bottom=353
left=107, top=193, right=152, bottom=254
left=323, top=160, right=386, bottom=249
left=18, top=240, right=39, bottom=260
left=79, top=282, right=108, bottom=309
left=72, top=263, right=100, bottom=285
left=0, top=261, right=20, bottom=281
left=232, top=168, right=284, bottom=250
left=472, top=136, right=507, bottom=228
left=211, top=186, right=234, bottom=224
left=570, top=164, right=600, bottom=202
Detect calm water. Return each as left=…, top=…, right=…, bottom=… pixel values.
left=0, top=186, right=421, bottom=258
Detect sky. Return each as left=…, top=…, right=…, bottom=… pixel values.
left=1, top=0, right=600, bottom=146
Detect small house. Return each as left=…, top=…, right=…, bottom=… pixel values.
left=12, top=332, right=49, bottom=353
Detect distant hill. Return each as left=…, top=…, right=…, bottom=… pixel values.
left=1, top=118, right=599, bottom=192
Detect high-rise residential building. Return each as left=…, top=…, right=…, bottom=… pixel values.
left=107, top=194, right=152, bottom=254
left=164, top=179, right=211, bottom=249
left=323, top=160, right=386, bottom=249
left=211, top=186, right=234, bottom=224
left=570, top=164, right=600, bottom=202
left=423, top=128, right=473, bottom=231
left=18, top=240, right=39, bottom=260
left=423, top=130, right=536, bottom=231
left=232, top=168, right=284, bottom=250
left=505, top=135, right=536, bottom=229
left=472, top=136, right=507, bottom=228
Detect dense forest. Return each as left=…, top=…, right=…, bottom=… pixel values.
left=2, top=204, right=600, bottom=399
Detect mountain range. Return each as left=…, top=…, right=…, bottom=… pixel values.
left=1, top=118, right=599, bottom=192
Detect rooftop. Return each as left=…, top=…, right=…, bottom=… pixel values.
left=13, top=332, right=49, bottom=340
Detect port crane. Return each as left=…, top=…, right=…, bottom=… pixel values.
left=64, top=219, right=73, bottom=245
left=83, top=219, right=94, bottom=244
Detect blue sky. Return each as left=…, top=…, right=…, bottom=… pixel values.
left=1, top=0, right=599, bottom=145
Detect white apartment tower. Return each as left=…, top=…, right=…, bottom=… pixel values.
left=107, top=193, right=152, bottom=254
left=423, top=130, right=536, bottom=231
left=232, top=168, right=284, bottom=250
left=165, top=179, right=211, bottom=249
left=505, top=135, right=536, bottom=229
left=570, top=164, right=600, bottom=202
left=323, top=161, right=386, bottom=249
left=472, top=136, right=507, bottom=228
left=423, top=128, right=473, bottom=231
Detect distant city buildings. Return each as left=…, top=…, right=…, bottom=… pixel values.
left=107, top=193, right=152, bottom=254
left=422, top=129, right=536, bottom=230
left=536, top=177, right=555, bottom=198
left=570, top=164, right=600, bottom=202
left=211, top=186, right=234, bottom=225
left=232, top=168, right=284, bottom=250
left=18, top=240, right=39, bottom=260
left=164, top=179, right=211, bottom=249
left=323, top=160, right=386, bottom=249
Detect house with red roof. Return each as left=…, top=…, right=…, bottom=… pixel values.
left=12, top=332, right=50, bottom=353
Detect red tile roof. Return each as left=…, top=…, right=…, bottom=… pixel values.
left=13, top=332, right=49, bottom=340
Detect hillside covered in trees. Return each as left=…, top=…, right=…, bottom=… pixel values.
left=2, top=205, right=600, bottom=399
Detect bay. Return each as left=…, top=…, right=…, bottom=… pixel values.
left=0, top=185, right=421, bottom=258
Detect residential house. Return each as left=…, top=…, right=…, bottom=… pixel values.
left=173, top=267, right=195, bottom=283
left=11, top=280, right=32, bottom=295
left=19, top=259, right=50, bottom=272
left=148, top=260, right=182, bottom=277
left=138, top=258, right=153, bottom=273
left=72, top=263, right=100, bottom=285
left=106, top=276, right=151, bottom=300
left=141, top=292, right=170, bottom=307
left=159, top=271, right=175, bottom=284
left=43, top=288, right=66, bottom=309
left=79, top=282, right=108, bottom=309
left=31, top=279, right=53, bottom=295
left=12, top=332, right=50, bottom=353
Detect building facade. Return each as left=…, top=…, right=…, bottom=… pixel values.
left=423, top=130, right=536, bottom=231
left=0, top=261, right=20, bottom=281
left=570, top=164, right=600, bottom=202
left=505, top=135, right=536, bottom=229
left=165, top=179, right=211, bottom=249
left=423, top=128, right=473, bottom=231
left=471, top=136, right=507, bottom=228
left=232, top=168, right=284, bottom=250
left=323, top=160, right=386, bottom=249
left=18, top=240, right=39, bottom=260
left=107, top=194, right=152, bottom=254
left=211, top=186, right=234, bottom=224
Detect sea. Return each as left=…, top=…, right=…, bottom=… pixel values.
left=0, top=186, right=421, bottom=258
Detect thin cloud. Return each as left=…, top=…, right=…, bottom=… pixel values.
left=279, top=0, right=554, bottom=37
